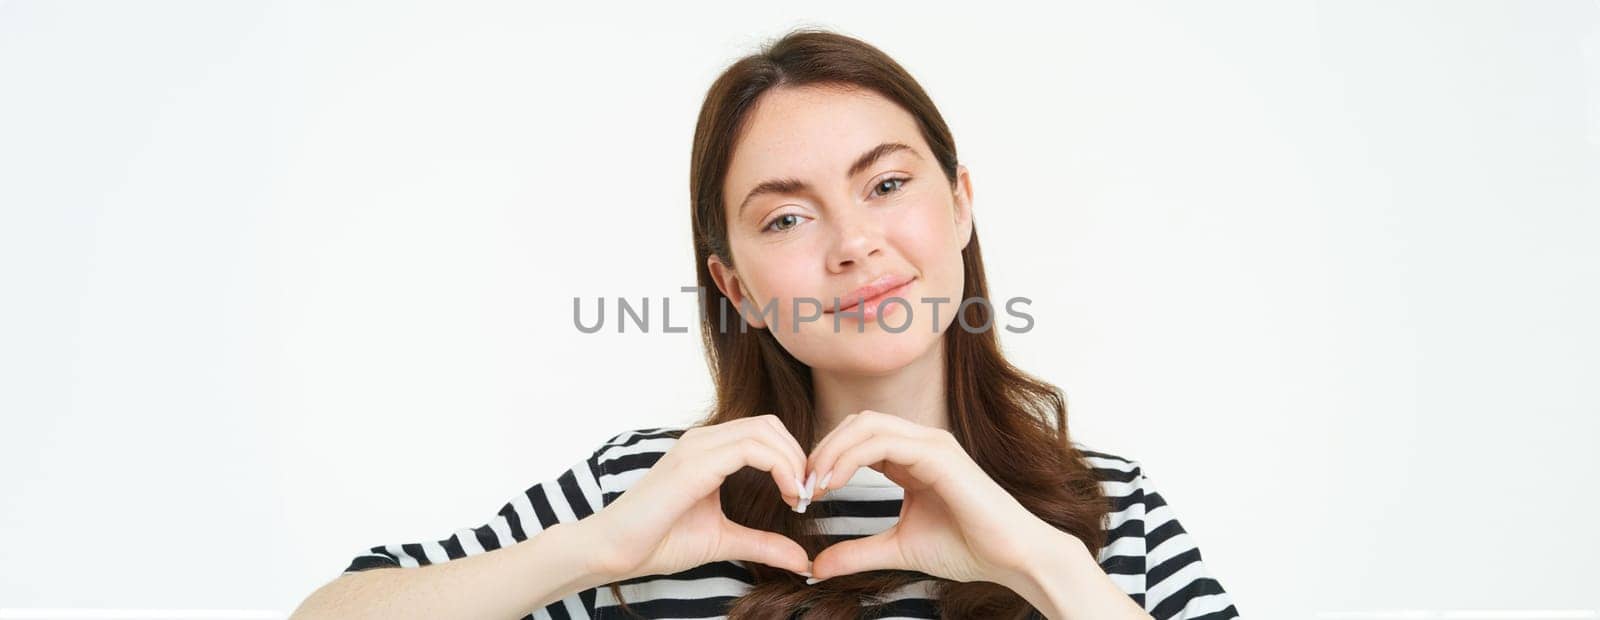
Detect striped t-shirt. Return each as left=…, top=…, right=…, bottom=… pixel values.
left=343, top=427, right=1240, bottom=619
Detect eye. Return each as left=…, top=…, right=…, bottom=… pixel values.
left=871, top=176, right=911, bottom=198
left=763, top=213, right=805, bottom=234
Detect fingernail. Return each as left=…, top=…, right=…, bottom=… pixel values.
left=798, top=569, right=812, bottom=577
left=818, top=470, right=833, bottom=491
left=795, top=496, right=809, bottom=513
left=794, top=475, right=805, bottom=497
left=802, top=471, right=816, bottom=500
left=806, top=576, right=825, bottom=585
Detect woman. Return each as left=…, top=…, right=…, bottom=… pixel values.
left=292, top=29, right=1239, bottom=620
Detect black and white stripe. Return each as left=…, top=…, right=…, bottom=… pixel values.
left=1080, top=449, right=1239, bottom=619
left=344, top=427, right=1240, bottom=619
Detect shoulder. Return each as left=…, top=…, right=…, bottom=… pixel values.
left=1073, top=442, right=1240, bottom=618
left=1068, top=441, right=1145, bottom=479
left=590, top=426, right=689, bottom=461
left=598, top=426, right=691, bottom=443
left=1072, top=441, right=1144, bottom=488
left=1071, top=442, right=1148, bottom=538
left=585, top=426, right=689, bottom=505
left=1069, top=442, right=1182, bottom=524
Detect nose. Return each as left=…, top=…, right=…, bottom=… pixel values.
left=826, top=206, right=885, bottom=273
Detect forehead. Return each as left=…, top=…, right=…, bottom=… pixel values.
left=724, top=85, right=925, bottom=200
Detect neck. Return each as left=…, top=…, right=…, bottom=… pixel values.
left=810, top=336, right=950, bottom=445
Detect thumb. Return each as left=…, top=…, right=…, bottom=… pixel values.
left=810, top=528, right=905, bottom=580
left=716, top=520, right=812, bottom=575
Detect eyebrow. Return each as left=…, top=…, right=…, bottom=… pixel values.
left=736, top=141, right=922, bottom=217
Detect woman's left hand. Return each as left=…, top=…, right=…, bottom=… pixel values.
left=802, top=410, right=1076, bottom=587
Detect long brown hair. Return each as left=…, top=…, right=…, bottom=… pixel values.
left=608, top=27, right=1108, bottom=619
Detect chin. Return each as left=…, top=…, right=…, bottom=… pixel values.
left=819, top=331, right=938, bottom=376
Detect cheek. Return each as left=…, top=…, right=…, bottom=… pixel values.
left=893, top=200, right=965, bottom=277
left=743, top=255, right=813, bottom=308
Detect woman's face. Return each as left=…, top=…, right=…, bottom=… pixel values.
left=709, top=84, right=974, bottom=376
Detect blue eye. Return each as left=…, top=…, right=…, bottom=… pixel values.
left=764, top=213, right=803, bottom=233
left=872, top=176, right=910, bottom=197
left=761, top=177, right=909, bottom=235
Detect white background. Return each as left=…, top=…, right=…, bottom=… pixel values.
left=2, top=1, right=1597, bottom=618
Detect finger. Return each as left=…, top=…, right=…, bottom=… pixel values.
left=749, top=415, right=809, bottom=500
left=809, top=412, right=935, bottom=492
left=684, top=418, right=807, bottom=503
left=807, top=410, right=864, bottom=465
left=706, top=436, right=806, bottom=509
left=806, top=410, right=874, bottom=490
left=755, top=415, right=806, bottom=466
left=716, top=519, right=813, bottom=576
left=735, top=418, right=808, bottom=504
left=682, top=416, right=773, bottom=452
left=809, top=527, right=905, bottom=579
left=818, top=433, right=943, bottom=497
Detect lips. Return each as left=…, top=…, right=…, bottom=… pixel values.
left=825, top=273, right=917, bottom=314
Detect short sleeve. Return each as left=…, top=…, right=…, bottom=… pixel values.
left=1137, top=469, right=1240, bottom=620
left=339, top=434, right=617, bottom=619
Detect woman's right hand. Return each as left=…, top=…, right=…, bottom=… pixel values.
left=580, top=415, right=814, bottom=581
